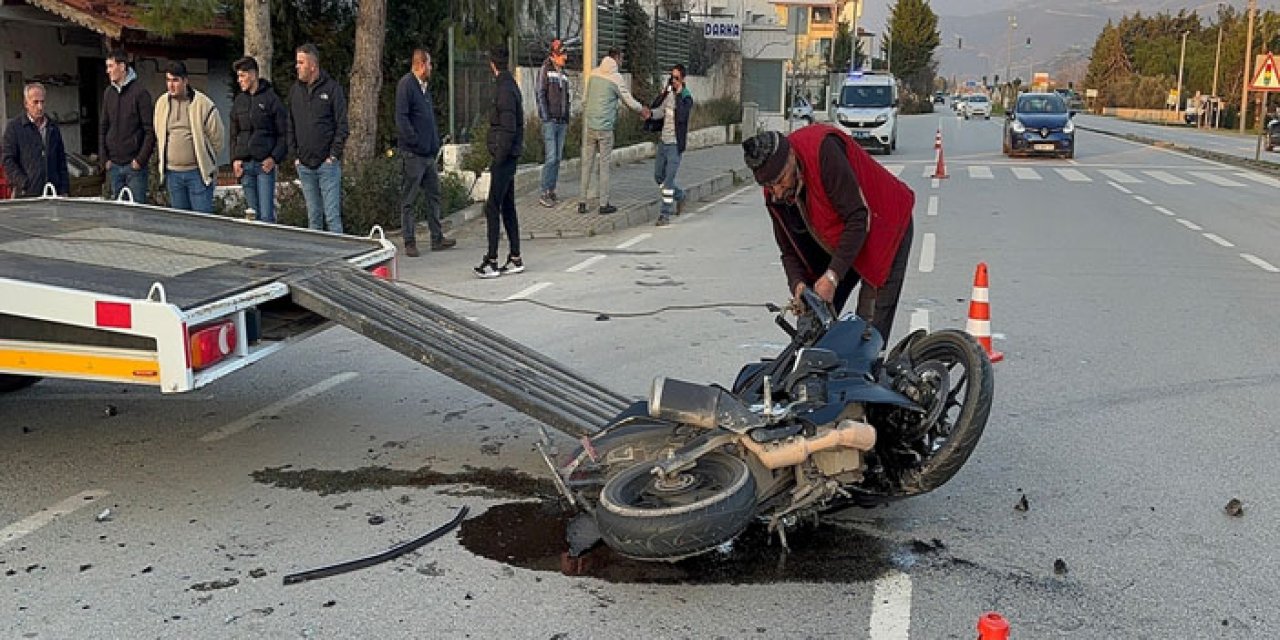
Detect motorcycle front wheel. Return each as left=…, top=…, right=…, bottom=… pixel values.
left=596, top=452, right=756, bottom=561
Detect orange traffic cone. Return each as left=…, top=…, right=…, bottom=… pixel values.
left=966, top=262, right=1003, bottom=363
left=977, top=612, right=1010, bottom=640
left=932, top=129, right=949, bottom=179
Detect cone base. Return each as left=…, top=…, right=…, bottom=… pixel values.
left=987, top=349, right=1004, bottom=363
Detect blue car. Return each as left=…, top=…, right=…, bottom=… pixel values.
left=1003, top=92, right=1076, bottom=158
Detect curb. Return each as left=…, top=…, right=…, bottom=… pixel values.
left=1078, top=125, right=1280, bottom=177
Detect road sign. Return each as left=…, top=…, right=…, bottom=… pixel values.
left=1249, top=52, right=1280, bottom=91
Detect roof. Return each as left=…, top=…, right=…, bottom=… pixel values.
left=23, top=0, right=231, bottom=39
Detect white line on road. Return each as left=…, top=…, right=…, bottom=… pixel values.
left=1133, top=195, right=1153, bottom=205
left=616, top=233, right=652, bottom=249
left=909, top=309, right=930, bottom=334
left=884, top=164, right=905, bottom=177
left=1, top=489, right=111, bottom=547
left=1055, top=168, right=1091, bottom=182
left=1011, top=167, right=1042, bottom=180
left=1143, top=170, right=1192, bottom=185
left=1153, top=206, right=1177, bottom=216
left=566, top=255, right=607, bottom=273
left=1241, top=253, right=1280, bottom=272
left=506, top=282, right=553, bottom=300
left=199, top=372, right=360, bottom=442
left=1107, top=181, right=1133, bottom=194
left=919, top=234, right=936, bottom=273
left=696, top=185, right=756, bottom=213
left=1236, top=172, right=1280, bottom=188
left=1203, top=233, right=1235, bottom=247
left=1099, top=169, right=1142, bottom=184
left=926, top=196, right=938, bottom=217
left=922, top=165, right=934, bottom=178
left=1188, top=171, right=1246, bottom=187
left=931, top=178, right=940, bottom=188
left=968, top=165, right=994, bottom=179
left=1176, top=218, right=1203, bottom=231
left=869, top=570, right=913, bottom=640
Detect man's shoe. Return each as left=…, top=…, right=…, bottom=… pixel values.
left=676, top=198, right=686, bottom=215
left=404, top=242, right=420, bottom=257
left=598, top=204, right=617, bottom=214
left=473, top=256, right=501, bottom=279
left=538, top=192, right=555, bottom=208
left=431, top=237, right=457, bottom=251
left=500, top=255, right=525, bottom=275
left=548, top=191, right=559, bottom=203
left=577, top=202, right=588, bottom=214
left=655, top=216, right=671, bottom=227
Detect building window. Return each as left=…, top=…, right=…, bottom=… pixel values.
left=811, top=7, right=833, bottom=25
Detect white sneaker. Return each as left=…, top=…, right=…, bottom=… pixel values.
left=473, top=256, right=501, bottom=279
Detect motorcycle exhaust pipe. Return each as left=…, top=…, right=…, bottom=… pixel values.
left=648, top=377, right=762, bottom=432
left=740, top=419, right=877, bottom=469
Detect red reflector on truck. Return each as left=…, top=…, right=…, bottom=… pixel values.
left=189, top=321, right=236, bottom=370
left=95, top=302, right=132, bottom=328
left=372, top=265, right=390, bottom=280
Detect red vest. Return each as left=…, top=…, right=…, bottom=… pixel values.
left=768, top=124, right=914, bottom=288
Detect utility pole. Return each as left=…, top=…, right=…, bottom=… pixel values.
left=447, top=25, right=456, bottom=141
left=1240, top=0, right=1256, bottom=133
left=1005, top=15, right=1017, bottom=108
left=1176, top=30, right=1189, bottom=115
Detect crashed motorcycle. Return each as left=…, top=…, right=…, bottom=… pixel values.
left=551, top=290, right=994, bottom=561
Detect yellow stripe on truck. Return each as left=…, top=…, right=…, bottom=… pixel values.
left=0, top=348, right=160, bottom=382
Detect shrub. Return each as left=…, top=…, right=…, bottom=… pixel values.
left=693, top=97, right=743, bottom=129
left=441, top=171, right=473, bottom=215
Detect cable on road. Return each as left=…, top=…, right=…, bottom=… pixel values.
left=282, top=506, right=469, bottom=586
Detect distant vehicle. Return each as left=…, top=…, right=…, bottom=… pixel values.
left=790, top=95, right=815, bottom=123
left=963, top=94, right=991, bottom=120
left=932, top=92, right=946, bottom=105
left=832, top=71, right=899, bottom=154
left=1266, top=115, right=1280, bottom=152
left=1003, top=92, right=1076, bottom=158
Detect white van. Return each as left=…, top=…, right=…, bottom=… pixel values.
left=832, top=72, right=899, bottom=154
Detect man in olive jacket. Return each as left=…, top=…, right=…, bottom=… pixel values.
left=230, top=56, right=288, bottom=223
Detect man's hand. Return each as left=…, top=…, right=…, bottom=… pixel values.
left=130, top=159, right=141, bottom=171
left=262, top=157, right=275, bottom=174
left=233, top=159, right=243, bottom=178
left=813, top=270, right=838, bottom=303
left=789, top=282, right=807, bottom=314
left=641, top=106, right=651, bottom=120
left=105, top=160, right=113, bottom=170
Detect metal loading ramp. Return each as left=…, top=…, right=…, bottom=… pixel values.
left=283, top=263, right=633, bottom=437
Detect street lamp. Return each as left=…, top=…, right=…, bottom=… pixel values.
left=1241, top=0, right=1257, bottom=133
left=1004, top=16, right=1017, bottom=107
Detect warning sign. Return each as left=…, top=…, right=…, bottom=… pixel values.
left=1249, top=52, right=1280, bottom=91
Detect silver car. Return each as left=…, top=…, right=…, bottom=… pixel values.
left=964, top=95, right=992, bottom=120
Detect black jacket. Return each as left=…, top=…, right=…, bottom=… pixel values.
left=288, top=71, right=349, bottom=169
left=486, top=70, right=523, bottom=162
left=535, top=57, right=571, bottom=123
left=99, top=73, right=155, bottom=167
left=230, top=79, right=288, bottom=163
left=394, top=72, right=441, bottom=157
left=2, top=114, right=70, bottom=197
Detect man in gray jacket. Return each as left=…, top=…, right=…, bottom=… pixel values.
left=577, top=49, right=649, bottom=215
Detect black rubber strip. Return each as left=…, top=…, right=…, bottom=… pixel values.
left=282, top=506, right=470, bottom=586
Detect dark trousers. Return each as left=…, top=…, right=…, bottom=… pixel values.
left=399, top=151, right=444, bottom=246
left=484, top=156, right=520, bottom=260
left=832, top=217, right=915, bottom=346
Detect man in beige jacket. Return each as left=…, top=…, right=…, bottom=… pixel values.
left=154, top=61, right=224, bottom=213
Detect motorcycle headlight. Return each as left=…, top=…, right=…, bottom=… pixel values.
left=875, top=114, right=888, bottom=124
left=1063, top=120, right=1075, bottom=134
left=1011, top=121, right=1026, bottom=133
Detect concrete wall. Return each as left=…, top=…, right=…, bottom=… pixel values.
left=0, top=20, right=101, bottom=153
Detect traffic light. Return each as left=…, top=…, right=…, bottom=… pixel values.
left=982, top=75, right=988, bottom=87
left=994, top=74, right=1000, bottom=85
left=1025, top=37, right=1031, bottom=49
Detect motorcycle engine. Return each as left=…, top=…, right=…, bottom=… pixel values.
left=811, top=404, right=870, bottom=481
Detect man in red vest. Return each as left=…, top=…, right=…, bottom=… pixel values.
left=742, top=126, right=915, bottom=344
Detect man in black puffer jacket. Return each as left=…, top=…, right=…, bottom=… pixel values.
left=474, top=47, right=525, bottom=279
left=99, top=49, right=154, bottom=202
left=230, top=56, right=288, bottom=223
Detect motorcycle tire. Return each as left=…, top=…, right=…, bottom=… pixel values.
left=0, top=375, right=41, bottom=393
left=894, top=329, right=994, bottom=495
left=596, top=452, right=756, bottom=561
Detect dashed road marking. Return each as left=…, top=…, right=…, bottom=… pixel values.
left=1133, top=195, right=1153, bottom=205
left=1153, top=206, right=1177, bottom=216
left=616, top=233, right=652, bottom=249
left=1241, top=253, right=1280, bottom=272
left=1107, top=181, right=1133, bottom=194
left=926, top=196, right=938, bottom=217
left=1203, top=233, right=1234, bottom=247
left=869, top=570, right=913, bottom=640
left=931, top=178, right=940, bottom=188
left=1, top=490, right=111, bottom=547
left=968, top=166, right=994, bottom=179
left=909, top=309, right=930, bottom=333
left=506, top=282, right=553, bottom=300
left=566, top=255, right=607, bottom=273
left=1176, top=218, right=1203, bottom=231
left=200, top=372, right=360, bottom=442
left=919, top=234, right=936, bottom=273
left=1099, top=169, right=1141, bottom=184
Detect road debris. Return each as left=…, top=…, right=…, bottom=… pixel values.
left=1225, top=498, right=1244, bottom=517
left=104, top=404, right=118, bottom=417
left=249, top=568, right=267, bottom=579
left=1014, top=494, right=1029, bottom=512
left=95, top=508, right=113, bottom=522
left=283, top=506, right=469, bottom=586
left=1053, top=558, right=1068, bottom=575
left=190, top=577, right=240, bottom=591
left=367, top=515, right=386, bottom=526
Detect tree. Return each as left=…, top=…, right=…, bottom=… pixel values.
left=621, top=0, right=659, bottom=97
left=886, top=0, right=941, bottom=97
left=245, top=0, right=272, bottom=79
left=1085, top=22, right=1132, bottom=107
left=347, top=0, right=387, bottom=166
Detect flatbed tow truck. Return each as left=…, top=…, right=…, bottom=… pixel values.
left=1, top=194, right=629, bottom=437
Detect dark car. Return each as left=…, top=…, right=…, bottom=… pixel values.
left=1266, top=114, right=1280, bottom=152
left=1003, top=92, right=1075, bottom=158
left=932, top=92, right=945, bottom=105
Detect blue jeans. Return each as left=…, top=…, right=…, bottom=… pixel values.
left=165, top=169, right=214, bottom=213
left=240, top=160, right=277, bottom=222
left=109, top=164, right=148, bottom=203
left=654, top=143, right=685, bottom=216
left=298, top=161, right=343, bottom=233
left=540, top=121, right=567, bottom=194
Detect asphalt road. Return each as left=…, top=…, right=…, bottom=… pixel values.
left=1074, top=112, right=1278, bottom=161
left=4, top=111, right=1279, bottom=638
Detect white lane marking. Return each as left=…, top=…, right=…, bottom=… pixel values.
left=869, top=570, right=913, bottom=640
left=1188, top=171, right=1245, bottom=187
left=566, top=255, right=607, bottom=273
left=1203, top=233, right=1235, bottom=247
left=1011, top=167, right=1042, bottom=180
left=931, top=178, right=940, bottom=188
left=927, top=196, right=939, bottom=217
left=1, top=490, right=111, bottom=547
left=968, top=166, right=994, bottom=179
left=616, top=233, right=652, bottom=249
left=1236, top=172, right=1280, bottom=188
left=1240, top=253, right=1280, bottom=272
left=1153, top=206, right=1177, bottom=216
left=922, top=165, right=935, bottom=178
left=919, top=234, right=936, bottom=273
left=1107, top=181, right=1133, bottom=194
left=1176, top=218, right=1203, bottom=231
left=506, top=282, right=553, bottom=300
left=884, top=164, right=905, bottom=177
left=1099, top=169, right=1141, bottom=184
left=696, top=185, right=756, bottom=213
left=1055, top=168, right=1091, bottom=182
left=1143, top=170, right=1193, bottom=185
left=199, top=372, right=360, bottom=442
left=909, top=309, right=930, bottom=333
left=1133, top=195, right=1153, bottom=205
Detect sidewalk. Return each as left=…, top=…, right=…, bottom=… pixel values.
left=446, top=144, right=752, bottom=242
left=1074, top=114, right=1280, bottom=175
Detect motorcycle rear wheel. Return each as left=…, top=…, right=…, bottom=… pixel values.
left=596, top=452, right=756, bottom=561
left=892, top=329, right=994, bottom=495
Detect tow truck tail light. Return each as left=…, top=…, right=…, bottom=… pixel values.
left=189, top=321, right=236, bottom=370
left=372, top=265, right=391, bottom=280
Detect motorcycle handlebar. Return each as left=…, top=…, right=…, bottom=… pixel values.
left=800, top=288, right=835, bottom=330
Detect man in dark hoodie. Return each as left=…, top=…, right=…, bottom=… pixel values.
left=474, top=47, right=524, bottom=279
left=230, top=56, right=288, bottom=223
left=535, top=39, right=570, bottom=207
left=99, top=49, right=154, bottom=202
left=394, top=48, right=455, bottom=257
left=288, top=43, right=349, bottom=233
